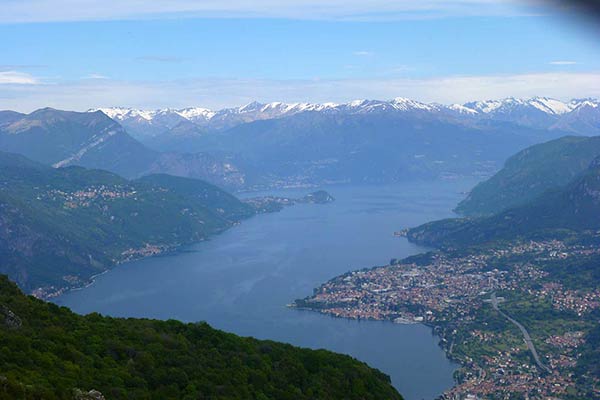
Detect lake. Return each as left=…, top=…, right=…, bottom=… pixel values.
left=55, top=179, right=478, bottom=400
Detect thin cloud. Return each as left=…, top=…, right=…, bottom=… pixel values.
left=549, top=60, right=578, bottom=65
left=135, top=56, right=187, bottom=63
left=353, top=51, right=373, bottom=57
left=0, top=0, right=529, bottom=23
left=0, top=64, right=48, bottom=71
left=83, top=73, right=109, bottom=80
left=0, top=71, right=38, bottom=85
left=389, top=65, right=415, bottom=74
left=1, top=72, right=599, bottom=112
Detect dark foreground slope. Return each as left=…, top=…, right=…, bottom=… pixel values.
left=0, top=152, right=254, bottom=295
left=407, top=156, right=600, bottom=248
left=0, top=276, right=402, bottom=400
left=455, top=135, right=600, bottom=216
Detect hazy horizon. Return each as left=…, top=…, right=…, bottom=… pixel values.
left=2, top=0, right=600, bottom=112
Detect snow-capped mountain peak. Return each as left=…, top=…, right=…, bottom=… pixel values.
left=464, top=99, right=507, bottom=114
left=462, top=97, right=580, bottom=116
left=260, top=101, right=286, bottom=112
left=446, top=104, right=479, bottom=115
left=176, top=107, right=216, bottom=122
left=238, top=101, right=263, bottom=113
left=391, top=97, right=433, bottom=111
left=91, top=96, right=599, bottom=137
left=347, top=99, right=368, bottom=108
left=528, top=97, right=573, bottom=115
left=570, top=98, right=599, bottom=110
left=93, top=107, right=156, bottom=121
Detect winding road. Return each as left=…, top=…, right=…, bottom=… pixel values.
left=490, top=292, right=551, bottom=374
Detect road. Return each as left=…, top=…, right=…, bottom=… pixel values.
left=490, top=292, right=551, bottom=374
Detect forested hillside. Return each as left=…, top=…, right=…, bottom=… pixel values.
left=0, top=276, right=402, bottom=400
left=456, top=135, right=600, bottom=216
left=0, top=151, right=254, bottom=296
left=408, top=155, right=600, bottom=248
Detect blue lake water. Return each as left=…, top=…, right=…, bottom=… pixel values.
left=55, top=179, right=478, bottom=400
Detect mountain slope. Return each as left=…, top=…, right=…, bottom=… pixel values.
left=145, top=152, right=246, bottom=188
left=0, top=108, right=157, bottom=178
left=407, top=156, right=600, bottom=248
left=189, top=110, right=568, bottom=185
left=456, top=135, right=600, bottom=216
left=96, top=107, right=209, bottom=149
left=0, top=111, right=25, bottom=128
left=551, top=100, right=600, bottom=135
left=0, top=108, right=247, bottom=189
left=0, top=275, right=402, bottom=400
left=464, top=97, right=570, bottom=129
left=0, top=151, right=254, bottom=295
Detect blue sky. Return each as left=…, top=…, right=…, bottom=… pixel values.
left=1, top=0, right=600, bottom=111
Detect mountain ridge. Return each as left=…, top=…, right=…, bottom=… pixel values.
left=2, top=98, right=596, bottom=191
left=407, top=155, right=600, bottom=248
left=91, top=96, right=600, bottom=135
left=0, top=108, right=247, bottom=189
left=456, top=135, right=600, bottom=216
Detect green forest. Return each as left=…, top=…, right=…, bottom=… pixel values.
left=0, top=275, right=402, bottom=400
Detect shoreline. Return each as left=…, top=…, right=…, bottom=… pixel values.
left=36, top=231, right=225, bottom=301
left=294, top=308, right=462, bottom=396
left=39, top=191, right=332, bottom=301
left=286, top=304, right=466, bottom=400
left=289, top=304, right=462, bottom=387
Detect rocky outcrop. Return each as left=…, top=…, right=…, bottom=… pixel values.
left=74, top=389, right=106, bottom=400
left=0, top=305, right=22, bottom=329
left=146, top=152, right=246, bottom=189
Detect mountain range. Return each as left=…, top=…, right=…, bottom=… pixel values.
left=1, top=96, right=597, bottom=192
left=89, top=97, right=599, bottom=187
left=94, top=97, right=600, bottom=141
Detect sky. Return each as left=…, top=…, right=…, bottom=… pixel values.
left=1, top=0, right=600, bottom=111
